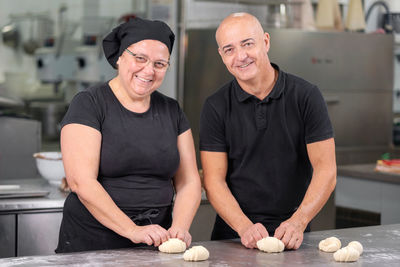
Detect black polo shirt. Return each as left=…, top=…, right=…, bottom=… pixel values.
left=200, top=64, right=333, bottom=223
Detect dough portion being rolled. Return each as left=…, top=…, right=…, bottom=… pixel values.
left=318, top=237, right=341, bottom=252
left=183, top=246, right=210, bottom=261
left=333, top=246, right=360, bottom=262
left=158, top=238, right=186, bottom=253
left=347, top=241, right=363, bottom=255
left=256, top=237, right=284, bottom=253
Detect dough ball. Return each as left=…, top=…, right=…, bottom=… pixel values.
left=347, top=241, right=363, bottom=255
left=158, top=238, right=186, bottom=253
left=333, top=246, right=360, bottom=262
left=183, top=246, right=210, bottom=261
left=256, top=237, right=285, bottom=253
left=318, top=236, right=341, bottom=252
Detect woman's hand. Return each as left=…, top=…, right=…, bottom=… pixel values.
left=168, top=226, right=192, bottom=247
left=128, top=224, right=170, bottom=247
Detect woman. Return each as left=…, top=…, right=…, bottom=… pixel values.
left=55, top=17, right=201, bottom=253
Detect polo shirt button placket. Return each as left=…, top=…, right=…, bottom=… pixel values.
left=256, top=102, right=267, bottom=130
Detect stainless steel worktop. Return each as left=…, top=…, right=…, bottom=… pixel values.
left=0, top=179, right=210, bottom=213
left=0, top=179, right=67, bottom=213
left=0, top=224, right=399, bottom=266
left=0, top=179, right=213, bottom=258
left=338, top=164, right=400, bottom=184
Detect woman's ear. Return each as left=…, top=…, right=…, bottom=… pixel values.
left=115, top=57, right=121, bottom=70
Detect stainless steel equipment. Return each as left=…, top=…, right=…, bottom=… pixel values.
left=75, top=45, right=115, bottom=91
left=0, top=117, right=41, bottom=180
left=268, top=29, right=394, bottom=164
left=2, top=12, right=53, bottom=54
left=0, top=178, right=66, bottom=258
left=34, top=7, right=78, bottom=95
left=181, top=29, right=394, bottom=165
left=35, top=47, right=76, bottom=88
left=74, top=16, right=116, bottom=92
left=1, top=21, right=20, bottom=49
left=29, top=101, right=68, bottom=141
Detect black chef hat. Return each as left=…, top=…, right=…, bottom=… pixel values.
left=103, top=17, right=175, bottom=69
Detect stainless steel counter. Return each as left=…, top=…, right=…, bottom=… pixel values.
left=0, top=224, right=399, bottom=266
left=338, top=164, right=400, bottom=184
left=0, top=179, right=67, bottom=213
left=0, top=178, right=215, bottom=257
left=0, top=179, right=210, bottom=213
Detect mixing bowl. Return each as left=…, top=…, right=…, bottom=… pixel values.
left=33, top=152, right=65, bottom=185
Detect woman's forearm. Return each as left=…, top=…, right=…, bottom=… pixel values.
left=171, top=181, right=201, bottom=230
left=72, top=179, right=137, bottom=239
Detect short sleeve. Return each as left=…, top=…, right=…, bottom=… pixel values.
left=303, top=86, right=334, bottom=144
left=199, top=99, right=227, bottom=152
left=61, top=91, right=102, bottom=132
left=177, top=104, right=190, bottom=135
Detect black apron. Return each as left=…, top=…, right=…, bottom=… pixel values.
left=55, top=193, right=172, bottom=253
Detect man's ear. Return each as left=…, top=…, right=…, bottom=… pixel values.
left=218, top=47, right=223, bottom=58
left=217, top=47, right=228, bottom=65
left=263, top=32, right=270, bottom=52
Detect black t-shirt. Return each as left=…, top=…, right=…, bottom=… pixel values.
left=200, top=64, right=333, bottom=221
left=61, top=82, right=190, bottom=208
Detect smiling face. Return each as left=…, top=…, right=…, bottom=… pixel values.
left=216, top=13, right=271, bottom=84
left=116, top=39, right=170, bottom=99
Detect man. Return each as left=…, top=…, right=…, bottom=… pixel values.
left=199, top=12, right=336, bottom=250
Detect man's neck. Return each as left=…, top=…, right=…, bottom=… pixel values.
left=237, top=64, right=277, bottom=100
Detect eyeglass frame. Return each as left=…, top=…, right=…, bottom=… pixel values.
left=124, top=48, right=170, bottom=72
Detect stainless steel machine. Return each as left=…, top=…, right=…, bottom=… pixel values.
left=75, top=16, right=116, bottom=92
left=0, top=116, right=41, bottom=180
left=35, top=46, right=76, bottom=92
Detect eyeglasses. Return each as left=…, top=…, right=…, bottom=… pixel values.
left=124, top=48, right=170, bottom=72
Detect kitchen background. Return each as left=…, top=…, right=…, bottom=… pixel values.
left=0, top=0, right=400, bottom=259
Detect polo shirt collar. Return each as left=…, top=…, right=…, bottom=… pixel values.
left=234, top=63, right=284, bottom=103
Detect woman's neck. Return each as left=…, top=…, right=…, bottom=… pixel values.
left=109, top=77, right=151, bottom=113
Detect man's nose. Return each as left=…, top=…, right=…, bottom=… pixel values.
left=236, top=48, right=248, bottom=61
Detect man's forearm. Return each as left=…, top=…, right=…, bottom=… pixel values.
left=205, top=180, right=253, bottom=236
left=292, top=167, right=336, bottom=228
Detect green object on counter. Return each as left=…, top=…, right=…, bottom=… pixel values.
left=381, top=152, right=391, bottom=160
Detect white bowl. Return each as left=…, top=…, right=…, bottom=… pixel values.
left=33, top=152, right=65, bottom=185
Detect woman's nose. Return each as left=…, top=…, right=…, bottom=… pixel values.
left=141, top=61, right=155, bottom=74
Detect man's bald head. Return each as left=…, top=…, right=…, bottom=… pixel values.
left=216, top=13, right=265, bottom=47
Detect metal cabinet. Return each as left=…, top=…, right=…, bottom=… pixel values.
left=0, top=117, right=41, bottom=180
left=336, top=175, right=400, bottom=225
left=17, top=211, right=63, bottom=256
left=190, top=201, right=216, bottom=242
left=0, top=214, right=16, bottom=258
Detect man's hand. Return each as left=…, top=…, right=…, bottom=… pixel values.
left=274, top=216, right=307, bottom=250
left=168, top=226, right=192, bottom=248
left=128, top=224, right=170, bottom=247
left=238, top=222, right=269, bottom=248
